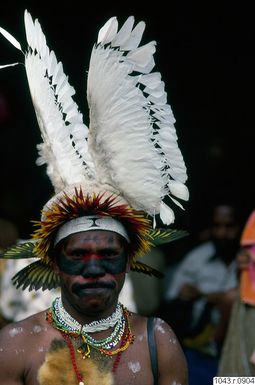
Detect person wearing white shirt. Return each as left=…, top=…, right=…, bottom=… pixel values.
left=162, top=204, right=242, bottom=385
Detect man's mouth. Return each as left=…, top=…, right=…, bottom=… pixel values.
left=72, top=281, right=115, bottom=296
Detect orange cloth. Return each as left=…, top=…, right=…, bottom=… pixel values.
left=240, top=269, right=255, bottom=305
left=240, top=210, right=255, bottom=304
left=240, top=211, right=255, bottom=246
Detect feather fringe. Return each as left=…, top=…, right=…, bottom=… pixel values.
left=11, top=260, right=61, bottom=291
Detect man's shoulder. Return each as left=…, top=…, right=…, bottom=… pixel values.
left=0, top=310, right=48, bottom=342
left=133, top=314, right=176, bottom=341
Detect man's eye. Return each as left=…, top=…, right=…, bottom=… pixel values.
left=71, top=250, right=85, bottom=258
left=102, top=250, right=118, bottom=258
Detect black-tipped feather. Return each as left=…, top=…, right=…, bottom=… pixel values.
left=130, top=260, right=163, bottom=278
left=0, top=242, right=36, bottom=259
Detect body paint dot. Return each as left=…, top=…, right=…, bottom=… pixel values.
left=33, top=325, right=42, bottom=333
left=128, top=361, right=141, bottom=373
left=137, top=333, right=145, bottom=342
left=155, top=323, right=165, bottom=334
left=9, top=327, right=23, bottom=337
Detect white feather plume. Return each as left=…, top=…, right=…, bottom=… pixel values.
left=87, top=15, right=189, bottom=221
left=0, top=11, right=189, bottom=225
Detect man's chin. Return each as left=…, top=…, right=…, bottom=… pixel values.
left=77, top=295, right=115, bottom=316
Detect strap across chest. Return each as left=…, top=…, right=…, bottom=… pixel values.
left=147, top=317, right=158, bottom=385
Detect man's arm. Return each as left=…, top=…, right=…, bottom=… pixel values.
left=154, top=318, right=188, bottom=385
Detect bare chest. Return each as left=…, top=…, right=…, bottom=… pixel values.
left=24, top=332, right=154, bottom=385
left=113, top=344, right=154, bottom=385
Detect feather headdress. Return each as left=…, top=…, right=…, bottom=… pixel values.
left=0, top=11, right=189, bottom=290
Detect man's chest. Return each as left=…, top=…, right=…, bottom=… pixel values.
left=24, top=335, right=154, bottom=385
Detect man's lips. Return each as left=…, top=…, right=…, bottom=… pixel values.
left=72, top=281, right=116, bottom=296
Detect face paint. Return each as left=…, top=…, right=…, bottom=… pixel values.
left=56, top=249, right=128, bottom=276
left=55, top=230, right=129, bottom=277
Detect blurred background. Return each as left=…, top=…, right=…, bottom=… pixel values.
left=0, top=0, right=254, bottom=239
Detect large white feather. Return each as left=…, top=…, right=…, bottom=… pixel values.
left=87, top=16, right=189, bottom=223
left=0, top=12, right=189, bottom=225
left=23, top=10, right=96, bottom=192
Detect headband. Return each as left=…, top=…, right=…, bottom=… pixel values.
left=54, top=215, right=130, bottom=246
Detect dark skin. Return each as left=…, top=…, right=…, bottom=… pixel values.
left=0, top=230, right=188, bottom=385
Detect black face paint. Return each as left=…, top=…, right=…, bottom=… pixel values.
left=56, top=251, right=128, bottom=276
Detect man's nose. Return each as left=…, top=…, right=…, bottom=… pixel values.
left=81, top=260, right=105, bottom=277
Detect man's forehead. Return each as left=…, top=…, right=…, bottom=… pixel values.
left=65, top=230, right=123, bottom=245
left=54, top=215, right=130, bottom=246
left=213, top=206, right=237, bottom=223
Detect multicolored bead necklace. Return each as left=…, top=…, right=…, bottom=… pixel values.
left=46, top=297, right=135, bottom=385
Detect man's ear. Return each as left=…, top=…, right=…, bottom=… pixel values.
left=52, top=262, right=60, bottom=274
left=50, top=249, right=60, bottom=274
left=125, top=255, right=131, bottom=273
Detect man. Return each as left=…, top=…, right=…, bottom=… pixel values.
left=163, top=203, right=241, bottom=385
left=0, top=10, right=189, bottom=385
left=0, top=223, right=188, bottom=385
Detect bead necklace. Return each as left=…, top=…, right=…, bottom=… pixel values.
left=52, top=296, right=123, bottom=333
left=75, top=306, right=134, bottom=358
left=49, top=297, right=126, bottom=350
left=46, top=300, right=135, bottom=385
left=81, top=315, right=126, bottom=350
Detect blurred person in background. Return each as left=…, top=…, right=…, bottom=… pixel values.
left=159, top=202, right=242, bottom=385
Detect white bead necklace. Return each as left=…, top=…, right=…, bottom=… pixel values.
left=53, top=296, right=123, bottom=333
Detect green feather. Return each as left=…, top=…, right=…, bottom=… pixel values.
left=12, top=260, right=61, bottom=291
left=147, top=228, right=188, bottom=245
left=0, top=242, right=36, bottom=259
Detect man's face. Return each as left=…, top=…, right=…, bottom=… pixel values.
left=211, top=205, right=240, bottom=262
left=211, top=205, right=239, bottom=241
left=54, top=230, right=128, bottom=315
